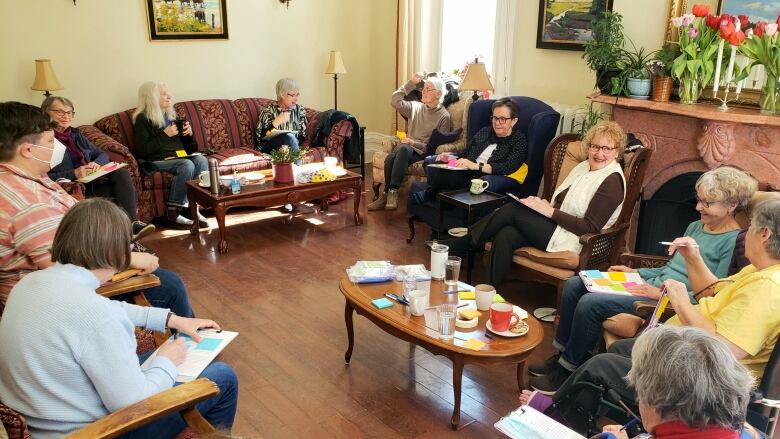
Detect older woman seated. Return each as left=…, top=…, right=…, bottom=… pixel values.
left=528, top=166, right=757, bottom=394
left=42, top=96, right=153, bottom=239
left=0, top=198, right=238, bottom=438
left=442, top=120, right=627, bottom=287
left=255, top=78, right=308, bottom=163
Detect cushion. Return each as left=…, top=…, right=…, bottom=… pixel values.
left=507, top=163, right=529, bottom=184
left=426, top=128, right=463, bottom=156
left=603, top=313, right=645, bottom=339
left=516, top=246, right=580, bottom=270
left=209, top=147, right=270, bottom=174
left=512, top=255, right=576, bottom=280
left=556, top=140, right=588, bottom=189
left=0, top=403, right=29, bottom=439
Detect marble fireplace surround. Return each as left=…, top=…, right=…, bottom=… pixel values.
left=591, top=94, right=780, bottom=250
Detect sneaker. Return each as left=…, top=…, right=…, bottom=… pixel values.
left=132, top=241, right=152, bottom=254
left=368, top=193, right=387, bottom=211
left=528, top=362, right=572, bottom=395
left=170, top=214, right=194, bottom=229
left=131, top=221, right=156, bottom=242
left=385, top=189, right=399, bottom=210
left=181, top=210, right=208, bottom=229
left=528, top=353, right=561, bottom=377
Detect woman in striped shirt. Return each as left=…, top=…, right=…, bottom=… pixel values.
left=255, top=78, right=308, bottom=164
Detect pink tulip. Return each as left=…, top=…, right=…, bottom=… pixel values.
left=689, top=28, right=699, bottom=38
left=671, top=16, right=684, bottom=27
left=767, top=23, right=779, bottom=37
left=681, top=14, right=695, bottom=26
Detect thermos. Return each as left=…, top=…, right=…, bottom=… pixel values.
left=208, top=158, right=220, bottom=195
left=430, top=243, right=449, bottom=280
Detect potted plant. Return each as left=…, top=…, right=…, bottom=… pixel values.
left=614, top=40, right=656, bottom=98
left=268, top=145, right=308, bottom=184
left=583, top=10, right=625, bottom=94
left=650, top=44, right=677, bottom=102
left=572, top=102, right=604, bottom=136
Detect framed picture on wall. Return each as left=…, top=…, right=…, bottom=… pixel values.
left=536, top=0, right=613, bottom=51
left=146, top=0, right=229, bottom=41
left=718, top=0, right=778, bottom=23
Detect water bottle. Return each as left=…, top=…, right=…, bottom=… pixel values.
left=208, top=158, right=220, bottom=195
left=430, top=243, right=449, bottom=280
left=230, top=171, right=241, bottom=194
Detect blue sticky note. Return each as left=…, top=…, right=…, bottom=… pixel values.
left=371, top=298, right=394, bottom=309
left=195, top=338, right=222, bottom=351
left=583, top=270, right=603, bottom=279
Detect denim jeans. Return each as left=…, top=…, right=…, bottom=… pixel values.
left=554, top=277, right=652, bottom=371
left=121, top=361, right=238, bottom=439
left=261, top=133, right=301, bottom=165
left=113, top=268, right=194, bottom=318
left=384, top=143, right=424, bottom=191
left=152, top=155, right=209, bottom=208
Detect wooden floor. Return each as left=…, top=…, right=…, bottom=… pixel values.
left=144, top=176, right=558, bottom=438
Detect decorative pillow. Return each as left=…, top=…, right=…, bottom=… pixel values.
left=426, top=128, right=463, bottom=156
left=507, top=163, right=529, bottom=184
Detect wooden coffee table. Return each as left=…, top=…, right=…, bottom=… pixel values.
left=340, top=277, right=543, bottom=430
left=187, top=170, right=363, bottom=253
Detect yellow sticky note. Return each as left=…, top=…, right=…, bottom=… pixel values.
left=463, top=338, right=486, bottom=351
left=594, top=278, right=612, bottom=287
left=459, top=291, right=476, bottom=300
left=458, top=308, right=481, bottom=320
left=607, top=272, right=627, bottom=282
left=175, top=150, right=188, bottom=158
left=396, top=130, right=407, bottom=140
left=493, top=293, right=506, bottom=303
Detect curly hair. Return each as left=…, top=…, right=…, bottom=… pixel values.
left=696, top=166, right=757, bottom=212
left=582, top=120, right=627, bottom=153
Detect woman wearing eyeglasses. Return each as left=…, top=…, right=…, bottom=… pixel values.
left=255, top=78, right=308, bottom=161
left=42, top=96, right=152, bottom=239
left=527, top=166, right=756, bottom=395
left=443, top=120, right=627, bottom=288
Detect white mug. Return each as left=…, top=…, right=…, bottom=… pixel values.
left=470, top=178, right=489, bottom=194
left=475, top=283, right=496, bottom=311
left=198, top=171, right=210, bottom=187
left=408, top=290, right=429, bottom=316
left=324, top=156, right=338, bottom=168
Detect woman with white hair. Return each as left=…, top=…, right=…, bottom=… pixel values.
left=255, top=78, right=308, bottom=162
left=132, top=82, right=208, bottom=228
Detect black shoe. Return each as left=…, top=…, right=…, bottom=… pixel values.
left=528, top=353, right=561, bottom=377
left=131, top=221, right=156, bottom=242
left=528, top=362, right=572, bottom=395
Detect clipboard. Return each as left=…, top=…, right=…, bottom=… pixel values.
left=578, top=270, right=645, bottom=295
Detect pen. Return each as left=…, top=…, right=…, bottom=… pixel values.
left=659, top=241, right=700, bottom=248
left=619, top=417, right=640, bottom=431
left=425, top=303, right=469, bottom=310
left=444, top=290, right=473, bottom=295
left=384, top=293, right=409, bottom=306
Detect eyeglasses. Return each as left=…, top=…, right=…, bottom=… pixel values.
left=285, top=93, right=300, bottom=98
left=588, top=144, right=618, bottom=153
left=491, top=116, right=514, bottom=124
left=695, top=196, right=720, bottom=208
left=50, top=109, right=75, bottom=118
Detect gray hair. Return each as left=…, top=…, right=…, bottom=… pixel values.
left=131, top=81, right=177, bottom=128
left=627, top=325, right=754, bottom=430
left=751, top=197, right=780, bottom=259
left=275, top=78, right=299, bottom=101
left=41, top=96, right=74, bottom=114
left=696, top=166, right=757, bottom=212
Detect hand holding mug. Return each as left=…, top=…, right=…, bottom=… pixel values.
left=181, top=121, right=193, bottom=136
left=164, top=123, right=179, bottom=137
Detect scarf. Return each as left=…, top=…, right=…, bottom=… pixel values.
left=653, top=421, right=740, bottom=439
left=54, top=128, right=86, bottom=168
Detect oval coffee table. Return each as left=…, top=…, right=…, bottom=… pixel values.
left=340, top=276, right=543, bottom=430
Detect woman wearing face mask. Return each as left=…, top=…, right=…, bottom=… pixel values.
left=42, top=96, right=152, bottom=239
left=255, top=78, right=308, bottom=162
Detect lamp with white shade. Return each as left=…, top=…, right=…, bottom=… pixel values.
left=459, top=58, right=493, bottom=102
left=31, top=59, right=64, bottom=98
left=324, top=50, right=347, bottom=110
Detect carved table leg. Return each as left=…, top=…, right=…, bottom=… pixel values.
left=214, top=204, right=228, bottom=254
left=344, top=300, right=355, bottom=364
left=450, top=355, right=465, bottom=430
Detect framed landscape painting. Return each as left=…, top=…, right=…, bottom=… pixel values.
left=718, top=0, right=778, bottom=23
left=146, top=0, right=228, bottom=41
left=536, top=0, right=613, bottom=51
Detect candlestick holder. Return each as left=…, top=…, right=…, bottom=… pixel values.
left=714, top=81, right=735, bottom=112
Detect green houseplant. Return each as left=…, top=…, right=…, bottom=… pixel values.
left=614, top=40, right=656, bottom=97
left=268, top=145, right=308, bottom=184
left=583, top=10, right=625, bottom=94
left=650, top=43, right=678, bottom=101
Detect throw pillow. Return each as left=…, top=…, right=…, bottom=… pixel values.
left=426, top=128, right=463, bottom=156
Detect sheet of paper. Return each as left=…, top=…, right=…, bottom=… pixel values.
left=141, top=329, right=238, bottom=382
left=76, top=162, right=127, bottom=183
left=495, top=405, right=585, bottom=439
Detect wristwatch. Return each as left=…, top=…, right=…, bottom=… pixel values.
left=166, top=311, right=175, bottom=329
left=478, top=162, right=484, bottom=172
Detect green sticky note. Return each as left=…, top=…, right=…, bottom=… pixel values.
left=610, top=284, right=627, bottom=292
left=493, top=294, right=506, bottom=303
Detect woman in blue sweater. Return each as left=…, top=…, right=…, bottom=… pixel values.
left=0, top=199, right=237, bottom=438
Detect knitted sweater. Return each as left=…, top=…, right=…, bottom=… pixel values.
left=0, top=264, right=176, bottom=438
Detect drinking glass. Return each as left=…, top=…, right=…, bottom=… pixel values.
left=402, top=274, right=417, bottom=302
left=444, top=256, right=461, bottom=289
left=438, top=304, right=457, bottom=340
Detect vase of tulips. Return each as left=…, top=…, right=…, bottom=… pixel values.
left=670, top=4, right=722, bottom=104
left=740, top=19, right=780, bottom=114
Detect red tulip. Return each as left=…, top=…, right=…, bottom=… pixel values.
left=755, top=20, right=766, bottom=37
left=692, top=4, right=710, bottom=17
left=729, top=30, right=746, bottom=46
left=721, top=14, right=735, bottom=25
left=720, top=20, right=736, bottom=39
left=738, top=14, right=750, bottom=28
left=706, top=15, right=721, bottom=30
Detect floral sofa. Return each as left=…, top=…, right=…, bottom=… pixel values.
left=79, top=98, right=354, bottom=222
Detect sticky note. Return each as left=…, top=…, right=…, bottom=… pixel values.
left=594, top=279, right=612, bottom=287
left=371, top=298, right=394, bottom=309
left=175, top=150, right=188, bottom=157
left=610, top=284, right=627, bottom=292
left=396, top=130, right=407, bottom=139
left=463, top=338, right=486, bottom=351
left=607, top=272, right=627, bottom=282
left=459, top=291, right=476, bottom=300
left=195, top=338, right=222, bottom=351
left=458, top=309, right=481, bottom=320
left=493, top=294, right=506, bottom=303
left=622, top=282, right=638, bottom=288
left=583, top=270, right=603, bottom=279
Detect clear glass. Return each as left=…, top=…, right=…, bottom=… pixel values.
left=444, top=256, right=461, bottom=289
left=679, top=76, right=701, bottom=105
left=760, top=74, right=778, bottom=115
left=402, top=275, right=417, bottom=302
left=438, top=304, right=457, bottom=340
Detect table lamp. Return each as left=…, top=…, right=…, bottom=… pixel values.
left=460, top=57, right=493, bottom=102
left=325, top=50, right=347, bottom=110
left=31, top=59, right=64, bottom=98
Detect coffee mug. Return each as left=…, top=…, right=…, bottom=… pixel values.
left=490, top=302, right=521, bottom=332
left=475, top=284, right=496, bottom=311
left=324, top=156, right=338, bottom=168
left=408, top=290, right=429, bottom=316
left=198, top=170, right=210, bottom=187
left=470, top=178, right=489, bottom=194
left=175, top=117, right=186, bottom=134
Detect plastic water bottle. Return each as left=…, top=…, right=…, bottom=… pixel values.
left=230, top=171, right=241, bottom=194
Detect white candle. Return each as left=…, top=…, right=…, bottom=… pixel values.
left=725, top=19, right=742, bottom=84
left=735, top=55, right=748, bottom=95
left=713, top=39, right=724, bottom=94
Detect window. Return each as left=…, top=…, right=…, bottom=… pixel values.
left=440, top=0, right=497, bottom=76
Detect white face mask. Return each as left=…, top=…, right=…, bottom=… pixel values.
left=30, top=139, right=66, bottom=169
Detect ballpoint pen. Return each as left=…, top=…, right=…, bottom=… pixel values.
left=384, top=293, right=409, bottom=306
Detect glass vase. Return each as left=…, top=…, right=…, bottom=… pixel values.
left=679, top=76, right=701, bottom=105
left=760, top=74, right=779, bottom=115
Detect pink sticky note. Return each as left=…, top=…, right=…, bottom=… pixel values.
left=622, top=282, right=638, bottom=288
left=447, top=157, right=457, bottom=167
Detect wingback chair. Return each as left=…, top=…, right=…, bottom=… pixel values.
left=405, top=96, right=560, bottom=242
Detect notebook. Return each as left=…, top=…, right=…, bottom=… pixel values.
left=262, top=129, right=297, bottom=141
left=76, top=162, right=127, bottom=183
left=141, top=329, right=238, bottom=383
left=578, top=270, right=645, bottom=295
left=495, top=405, right=585, bottom=439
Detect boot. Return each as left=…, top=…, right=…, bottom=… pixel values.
left=385, top=189, right=399, bottom=210
left=368, top=193, right=388, bottom=211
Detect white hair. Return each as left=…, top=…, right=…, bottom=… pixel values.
left=132, top=81, right=177, bottom=128
left=752, top=197, right=780, bottom=259
left=275, top=78, right=300, bottom=101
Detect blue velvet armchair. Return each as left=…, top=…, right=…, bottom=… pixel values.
left=406, top=96, right=560, bottom=242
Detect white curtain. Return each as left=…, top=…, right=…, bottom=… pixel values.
left=492, top=0, right=517, bottom=98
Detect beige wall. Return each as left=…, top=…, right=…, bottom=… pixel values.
left=0, top=0, right=396, bottom=133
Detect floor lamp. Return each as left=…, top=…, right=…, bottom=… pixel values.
left=325, top=50, right=347, bottom=110
left=459, top=58, right=493, bottom=102
left=31, top=59, right=63, bottom=98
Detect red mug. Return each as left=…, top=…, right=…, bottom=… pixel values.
left=490, top=302, right=521, bottom=332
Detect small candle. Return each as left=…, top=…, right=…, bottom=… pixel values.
left=713, top=39, right=724, bottom=94
left=725, top=19, right=742, bottom=84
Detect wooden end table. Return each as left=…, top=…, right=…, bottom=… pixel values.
left=341, top=277, right=542, bottom=430
left=186, top=170, right=363, bottom=253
